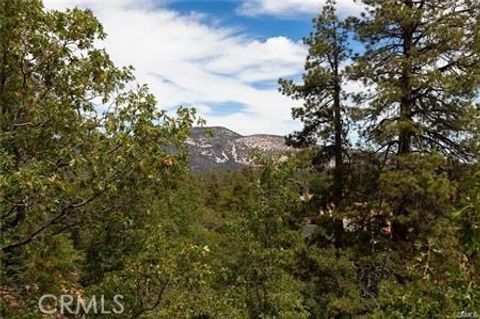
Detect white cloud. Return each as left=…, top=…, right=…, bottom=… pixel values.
left=43, top=0, right=306, bottom=135
left=44, top=0, right=155, bottom=11
left=239, top=0, right=363, bottom=17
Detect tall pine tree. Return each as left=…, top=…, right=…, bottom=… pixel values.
left=279, top=0, right=351, bottom=206
left=350, top=0, right=480, bottom=159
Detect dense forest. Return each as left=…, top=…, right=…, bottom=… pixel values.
left=1, top=0, right=479, bottom=318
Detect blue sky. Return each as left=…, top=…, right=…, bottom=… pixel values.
left=44, top=0, right=362, bottom=135
left=167, top=0, right=313, bottom=41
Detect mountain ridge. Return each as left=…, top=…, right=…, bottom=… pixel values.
left=187, top=126, right=293, bottom=170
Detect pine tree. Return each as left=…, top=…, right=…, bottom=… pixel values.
left=279, top=0, right=351, bottom=206
left=350, top=0, right=480, bottom=159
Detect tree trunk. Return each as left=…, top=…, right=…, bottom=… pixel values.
left=332, top=38, right=344, bottom=248
left=333, top=77, right=343, bottom=205
left=332, top=26, right=343, bottom=206
left=398, top=0, right=414, bottom=155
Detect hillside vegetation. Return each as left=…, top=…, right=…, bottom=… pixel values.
left=1, top=0, right=479, bottom=318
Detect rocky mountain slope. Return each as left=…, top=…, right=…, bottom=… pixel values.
left=186, top=127, right=293, bottom=170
